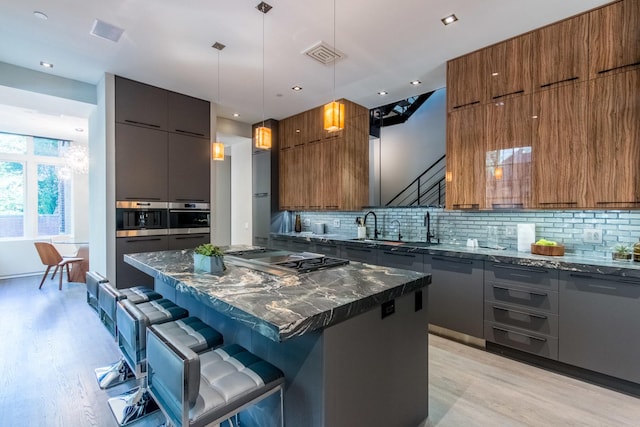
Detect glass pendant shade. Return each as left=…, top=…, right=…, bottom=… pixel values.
left=212, top=142, right=225, bottom=161
left=494, top=166, right=503, bottom=180
left=255, top=126, right=272, bottom=149
left=324, top=101, right=344, bottom=132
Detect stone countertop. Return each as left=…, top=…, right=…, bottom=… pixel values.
left=273, top=232, right=640, bottom=280
left=124, top=246, right=430, bottom=343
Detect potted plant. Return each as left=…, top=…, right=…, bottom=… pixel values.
left=612, top=244, right=632, bottom=261
left=194, top=243, right=226, bottom=273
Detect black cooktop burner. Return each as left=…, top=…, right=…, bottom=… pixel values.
left=274, top=256, right=349, bottom=273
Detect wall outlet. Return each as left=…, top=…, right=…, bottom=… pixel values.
left=333, top=219, right=340, bottom=228
left=505, top=225, right=516, bottom=237
left=583, top=229, right=602, bottom=244
left=303, top=218, right=310, bottom=227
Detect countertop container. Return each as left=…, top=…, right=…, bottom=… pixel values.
left=531, top=244, right=565, bottom=256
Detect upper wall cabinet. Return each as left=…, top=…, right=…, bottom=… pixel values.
left=168, top=133, right=211, bottom=203
left=115, top=76, right=168, bottom=130
left=446, top=106, right=485, bottom=210
left=447, top=50, right=485, bottom=111
left=532, top=14, right=589, bottom=90
left=587, top=69, right=640, bottom=208
left=167, top=92, right=211, bottom=139
left=532, top=83, right=588, bottom=208
left=485, top=34, right=532, bottom=102
left=589, top=0, right=640, bottom=77
left=279, top=113, right=304, bottom=150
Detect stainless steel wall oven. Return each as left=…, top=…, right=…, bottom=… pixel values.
left=168, top=202, right=210, bottom=234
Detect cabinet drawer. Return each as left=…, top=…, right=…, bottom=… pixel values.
left=289, top=240, right=311, bottom=252
left=485, top=263, right=558, bottom=291
left=313, top=242, right=341, bottom=257
left=269, top=237, right=290, bottom=250
left=341, top=245, right=378, bottom=264
left=485, top=321, right=558, bottom=360
left=484, top=282, right=558, bottom=313
left=484, top=302, right=558, bottom=337
left=378, top=250, right=424, bottom=272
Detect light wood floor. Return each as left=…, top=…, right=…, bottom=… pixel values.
left=0, top=275, right=638, bottom=426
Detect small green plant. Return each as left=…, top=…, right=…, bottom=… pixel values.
left=194, top=243, right=224, bottom=257
left=613, top=244, right=631, bottom=255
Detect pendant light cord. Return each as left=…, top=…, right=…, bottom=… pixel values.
left=262, top=9, right=265, bottom=128
left=332, top=0, right=336, bottom=103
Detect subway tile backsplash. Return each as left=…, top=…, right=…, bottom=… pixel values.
left=288, top=208, right=640, bottom=259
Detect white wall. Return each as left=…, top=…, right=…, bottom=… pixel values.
left=378, top=89, right=446, bottom=204
left=230, top=140, right=253, bottom=244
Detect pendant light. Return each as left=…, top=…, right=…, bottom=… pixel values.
left=255, top=2, right=272, bottom=150
left=212, top=42, right=225, bottom=161
left=324, top=0, right=344, bottom=132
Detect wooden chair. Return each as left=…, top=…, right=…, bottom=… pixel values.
left=34, top=242, right=84, bottom=290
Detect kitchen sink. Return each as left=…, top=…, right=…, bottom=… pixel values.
left=346, top=239, right=439, bottom=247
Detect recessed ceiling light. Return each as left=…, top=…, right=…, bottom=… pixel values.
left=410, top=80, right=421, bottom=85
left=40, top=61, right=53, bottom=68
left=378, top=91, right=388, bottom=96
left=491, top=72, right=499, bottom=76
left=292, top=86, right=303, bottom=91
left=75, top=128, right=85, bottom=132
left=441, top=14, right=458, bottom=26
left=33, top=11, right=48, bottom=20
left=90, top=19, right=124, bottom=43
left=233, top=113, right=240, bottom=117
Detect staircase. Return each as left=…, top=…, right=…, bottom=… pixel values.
left=385, top=154, right=446, bottom=207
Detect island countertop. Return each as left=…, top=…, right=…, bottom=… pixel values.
left=124, top=246, right=431, bottom=342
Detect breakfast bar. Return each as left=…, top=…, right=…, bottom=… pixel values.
left=125, top=246, right=432, bottom=427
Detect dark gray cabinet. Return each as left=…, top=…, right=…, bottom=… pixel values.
left=269, top=235, right=291, bottom=250
left=115, top=123, right=168, bottom=201
left=559, top=272, right=640, bottom=384
left=377, top=249, right=424, bottom=272
left=341, top=244, right=378, bottom=264
left=115, top=76, right=168, bottom=130
left=289, top=239, right=312, bottom=253
left=168, top=133, right=210, bottom=202
left=115, top=236, right=168, bottom=288
left=484, top=263, right=559, bottom=359
left=168, top=91, right=210, bottom=139
left=312, top=241, right=341, bottom=257
left=426, top=255, right=484, bottom=338
left=168, top=233, right=209, bottom=250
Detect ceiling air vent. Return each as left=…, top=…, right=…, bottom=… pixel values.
left=90, top=19, right=124, bottom=42
left=302, top=41, right=345, bottom=65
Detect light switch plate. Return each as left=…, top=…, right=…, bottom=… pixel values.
left=303, top=218, right=310, bottom=227
left=333, top=219, right=340, bottom=228
left=583, top=229, right=602, bottom=244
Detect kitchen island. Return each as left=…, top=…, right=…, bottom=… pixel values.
left=125, top=246, right=431, bottom=427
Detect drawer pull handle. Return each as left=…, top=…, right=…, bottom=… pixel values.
left=492, top=90, right=525, bottom=100
left=124, top=119, right=161, bottom=128
left=539, top=76, right=579, bottom=88
left=432, top=256, right=473, bottom=264
left=125, top=238, right=162, bottom=243
left=175, top=129, right=206, bottom=137
left=493, top=326, right=547, bottom=342
left=493, top=305, right=547, bottom=320
left=493, top=285, right=548, bottom=297
left=569, top=273, right=640, bottom=285
left=492, top=264, right=548, bottom=274
left=597, top=62, right=640, bottom=75
left=452, top=100, right=481, bottom=109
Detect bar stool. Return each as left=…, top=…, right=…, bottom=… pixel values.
left=147, top=327, right=285, bottom=427
left=108, top=315, right=224, bottom=426
left=86, top=271, right=108, bottom=313
left=98, top=282, right=163, bottom=337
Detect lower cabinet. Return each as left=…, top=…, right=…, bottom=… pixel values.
left=377, top=249, right=424, bottom=272
left=269, top=235, right=291, bottom=251
left=426, top=255, right=484, bottom=338
left=341, top=244, right=378, bottom=264
left=312, top=241, right=341, bottom=257
left=559, top=272, right=640, bottom=383
left=168, top=233, right=210, bottom=250
left=115, top=236, right=169, bottom=289
left=484, top=263, right=559, bottom=359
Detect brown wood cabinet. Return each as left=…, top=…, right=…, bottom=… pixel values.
left=485, top=96, right=533, bottom=209
left=445, top=106, right=485, bottom=210
left=532, top=83, right=588, bottom=208
left=532, top=14, right=589, bottom=90
left=587, top=69, right=640, bottom=208
left=589, top=0, right=640, bottom=78
left=279, top=113, right=304, bottom=150
left=278, top=100, right=368, bottom=211
left=305, top=107, right=325, bottom=143
left=485, top=34, right=532, bottom=102
left=447, top=50, right=484, bottom=111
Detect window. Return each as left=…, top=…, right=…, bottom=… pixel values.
left=0, top=132, right=74, bottom=239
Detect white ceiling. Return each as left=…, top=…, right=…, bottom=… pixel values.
left=0, top=0, right=611, bottom=129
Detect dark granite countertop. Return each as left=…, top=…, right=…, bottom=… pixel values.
left=124, top=246, right=430, bottom=342
left=273, top=232, right=640, bottom=280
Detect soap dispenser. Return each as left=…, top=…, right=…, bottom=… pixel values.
left=294, top=214, right=302, bottom=233
left=633, top=238, right=640, bottom=262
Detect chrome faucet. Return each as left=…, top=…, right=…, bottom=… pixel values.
left=424, top=212, right=435, bottom=243
left=391, top=219, right=403, bottom=241
left=363, top=211, right=380, bottom=240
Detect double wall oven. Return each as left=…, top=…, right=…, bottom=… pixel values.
left=115, top=201, right=211, bottom=288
